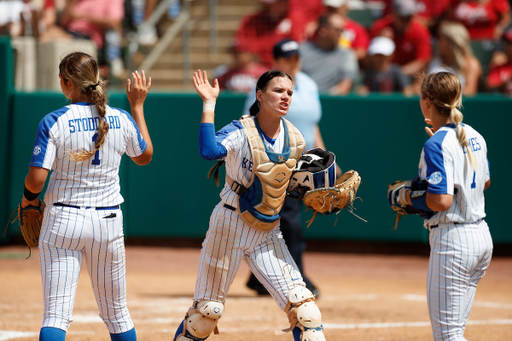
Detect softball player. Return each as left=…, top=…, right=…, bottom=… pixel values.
left=396, top=72, right=493, bottom=341
left=20, top=52, right=153, bottom=341
left=173, top=70, right=326, bottom=341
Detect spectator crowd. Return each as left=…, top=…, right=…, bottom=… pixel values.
left=221, top=0, right=512, bottom=96
left=1, top=0, right=512, bottom=95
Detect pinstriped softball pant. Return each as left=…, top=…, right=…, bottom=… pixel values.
left=427, top=220, right=493, bottom=341
left=194, top=202, right=306, bottom=310
left=38, top=205, right=134, bottom=334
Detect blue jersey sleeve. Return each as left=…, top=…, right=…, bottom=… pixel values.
left=423, top=131, right=450, bottom=194
left=29, top=107, right=69, bottom=169
left=198, top=121, right=244, bottom=160
left=198, top=123, right=227, bottom=160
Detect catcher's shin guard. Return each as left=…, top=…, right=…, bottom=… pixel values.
left=277, top=287, right=326, bottom=341
left=174, top=300, right=224, bottom=341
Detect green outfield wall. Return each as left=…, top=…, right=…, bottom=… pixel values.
left=2, top=91, right=511, bottom=245
left=1, top=39, right=510, bottom=245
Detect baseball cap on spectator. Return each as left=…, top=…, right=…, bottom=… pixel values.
left=323, top=0, right=348, bottom=8
left=393, top=0, right=417, bottom=18
left=503, top=26, right=512, bottom=43
left=273, top=39, right=300, bottom=59
left=368, top=37, right=396, bottom=56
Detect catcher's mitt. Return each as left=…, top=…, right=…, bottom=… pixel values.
left=387, top=178, right=431, bottom=230
left=3, top=200, right=46, bottom=255
left=303, top=170, right=363, bottom=227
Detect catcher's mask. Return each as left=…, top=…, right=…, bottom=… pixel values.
left=288, top=148, right=336, bottom=200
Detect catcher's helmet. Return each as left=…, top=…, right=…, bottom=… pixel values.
left=288, top=148, right=336, bottom=199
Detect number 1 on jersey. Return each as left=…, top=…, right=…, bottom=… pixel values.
left=92, top=133, right=101, bottom=165
left=471, top=171, right=476, bottom=189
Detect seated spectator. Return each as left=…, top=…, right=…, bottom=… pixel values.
left=370, top=0, right=432, bottom=77
left=234, top=0, right=307, bottom=68
left=488, top=21, right=512, bottom=70
left=299, top=12, right=359, bottom=94
left=379, top=0, right=452, bottom=34
left=0, top=0, right=29, bottom=36
left=486, top=26, right=512, bottom=94
left=324, top=0, right=370, bottom=62
left=217, top=40, right=268, bottom=93
left=357, top=36, right=412, bottom=95
left=427, top=21, right=482, bottom=96
left=37, top=0, right=72, bottom=42
left=60, top=0, right=125, bottom=78
left=449, top=0, right=510, bottom=42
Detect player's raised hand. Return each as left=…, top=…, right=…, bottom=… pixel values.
left=193, top=70, right=219, bottom=102
left=127, top=70, right=152, bottom=107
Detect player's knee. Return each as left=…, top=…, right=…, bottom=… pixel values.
left=175, top=300, right=224, bottom=341
left=286, top=287, right=325, bottom=341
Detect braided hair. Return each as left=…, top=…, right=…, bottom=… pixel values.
left=59, top=52, right=109, bottom=162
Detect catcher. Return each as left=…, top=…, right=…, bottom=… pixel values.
left=288, top=148, right=363, bottom=227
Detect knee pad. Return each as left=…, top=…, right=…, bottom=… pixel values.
left=175, top=300, right=224, bottom=341
left=277, top=287, right=326, bottom=341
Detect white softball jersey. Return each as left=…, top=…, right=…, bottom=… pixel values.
left=31, top=102, right=146, bottom=334
left=418, top=123, right=490, bottom=228
left=419, top=123, right=493, bottom=341
left=194, top=119, right=305, bottom=309
left=29, top=102, right=147, bottom=207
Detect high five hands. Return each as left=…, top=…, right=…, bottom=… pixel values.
left=127, top=70, right=152, bottom=108
left=193, top=70, right=219, bottom=102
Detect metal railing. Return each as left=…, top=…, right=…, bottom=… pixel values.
left=137, top=0, right=193, bottom=84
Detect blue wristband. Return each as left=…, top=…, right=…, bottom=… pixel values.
left=410, top=190, right=433, bottom=212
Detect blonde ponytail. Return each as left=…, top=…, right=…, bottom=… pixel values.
left=450, top=107, right=478, bottom=170
left=421, top=72, right=478, bottom=171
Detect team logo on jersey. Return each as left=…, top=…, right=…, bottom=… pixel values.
left=275, top=172, right=286, bottom=183
left=428, top=171, right=443, bottom=185
left=33, top=145, right=41, bottom=155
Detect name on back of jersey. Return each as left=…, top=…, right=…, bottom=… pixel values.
left=68, top=116, right=122, bottom=133
left=465, top=137, right=481, bottom=154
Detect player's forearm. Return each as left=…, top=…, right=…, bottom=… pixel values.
left=201, top=100, right=215, bottom=124
left=131, top=104, right=153, bottom=158
left=405, top=190, right=452, bottom=211
left=24, top=167, right=49, bottom=195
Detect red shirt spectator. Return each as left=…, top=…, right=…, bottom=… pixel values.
left=370, top=14, right=432, bottom=68
left=486, top=63, right=512, bottom=93
left=450, top=0, right=511, bottom=40
left=486, top=26, right=512, bottom=93
left=234, top=0, right=307, bottom=68
left=289, top=0, right=324, bottom=26
left=340, top=18, right=370, bottom=52
left=380, top=0, right=452, bottom=25
left=217, top=66, right=268, bottom=93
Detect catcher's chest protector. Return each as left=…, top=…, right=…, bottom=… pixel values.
left=236, top=117, right=305, bottom=232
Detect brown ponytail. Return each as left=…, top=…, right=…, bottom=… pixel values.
left=60, top=52, right=110, bottom=162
